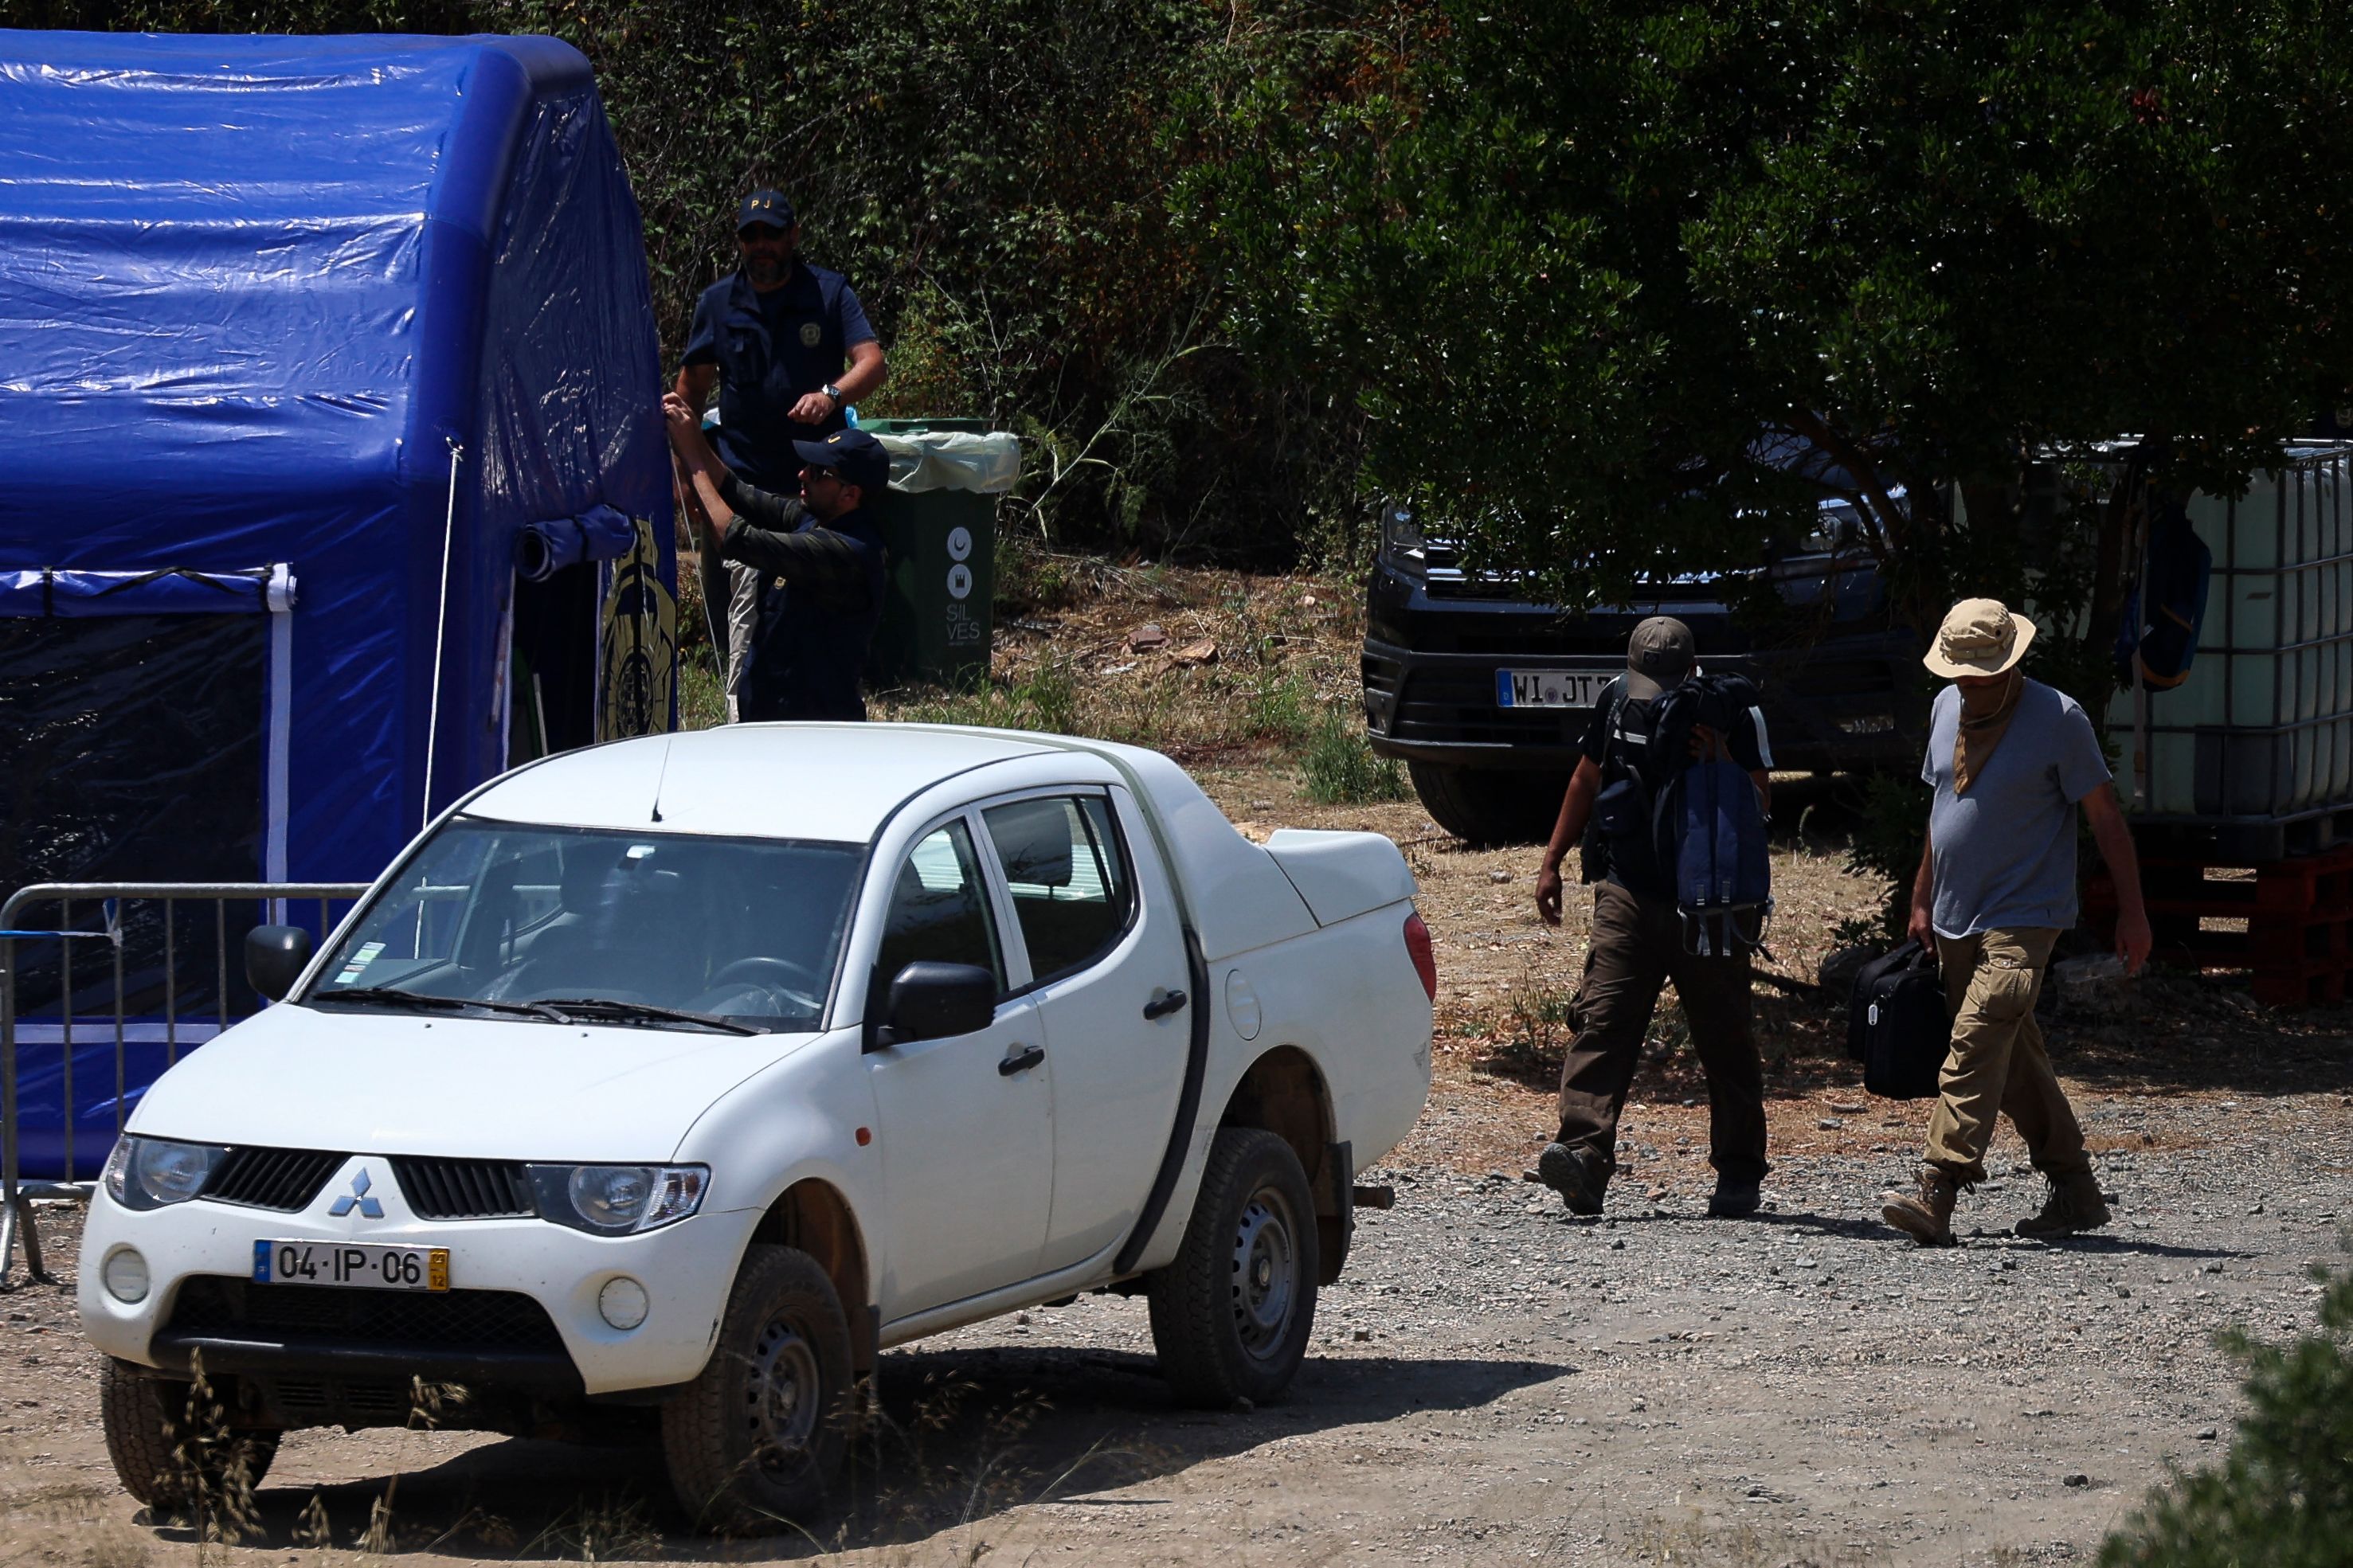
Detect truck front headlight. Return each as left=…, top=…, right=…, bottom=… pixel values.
left=527, top=1164, right=707, bottom=1235
left=1380, top=503, right=1426, bottom=573
left=101, top=1136, right=229, bottom=1211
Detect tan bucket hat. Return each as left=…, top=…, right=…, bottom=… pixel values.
left=1924, top=596, right=2037, bottom=679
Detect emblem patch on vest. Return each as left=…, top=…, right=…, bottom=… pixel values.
left=800, top=322, right=822, bottom=346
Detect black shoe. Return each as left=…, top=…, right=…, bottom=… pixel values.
left=1707, top=1177, right=1762, bottom=1218
left=1537, top=1143, right=1610, bottom=1215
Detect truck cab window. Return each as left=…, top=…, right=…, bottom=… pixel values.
left=982, top=796, right=1133, bottom=982
left=877, top=819, right=1005, bottom=991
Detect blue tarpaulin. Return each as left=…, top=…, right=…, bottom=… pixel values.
left=0, top=32, right=677, bottom=1177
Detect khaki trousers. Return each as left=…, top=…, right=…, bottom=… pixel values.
left=1924, top=927, right=2092, bottom=1186
left=1553, top=881, right=1768, bottom=1183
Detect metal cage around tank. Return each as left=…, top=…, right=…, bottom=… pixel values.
left=2108, top=443, right=2353, bottom=858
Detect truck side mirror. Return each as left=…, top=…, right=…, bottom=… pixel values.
left=245, top=925, right=313, bottom=1003
left=867, top=961, right=996, bottom=1051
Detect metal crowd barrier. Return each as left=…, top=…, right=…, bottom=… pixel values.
left=2, top=882, right=370, bottom=1288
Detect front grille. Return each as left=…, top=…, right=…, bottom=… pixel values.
left=269, top=1378, right=417, bottom=1423
left=167, top=1277, right=566, bottom=1354
left=202, top=1147, right=344, bottom=1212
left=390, top=1157, right=538, bottom=1220
left=1451, top=627, right=1636, bottom=655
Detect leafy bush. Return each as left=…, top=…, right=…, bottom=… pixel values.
left=2100, top=1257, right=2353, bottom=1568
left=1299, top=710, right=1407, bottom=805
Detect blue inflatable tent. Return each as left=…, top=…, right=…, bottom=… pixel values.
left=0, top=33, right=676, bottom=1178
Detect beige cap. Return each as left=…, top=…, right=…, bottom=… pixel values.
left=1625, top=616, right=1696, bottom=702
left=1924, top=597, right=2037, bottom=679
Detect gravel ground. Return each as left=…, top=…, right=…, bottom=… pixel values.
left=2, top=761, right=2347, bottom=1566
left=3, top=1079, right=2346, bottom=1567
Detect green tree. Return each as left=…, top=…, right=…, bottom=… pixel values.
left=1204, top=0, right=2353, bottom=663
left=2100, top=1257, right=2353, bottom=1566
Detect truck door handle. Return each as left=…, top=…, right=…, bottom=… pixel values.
left=998, top=1043, right=1045, bottom=1076
left=1142, top=988, right=1188, bottom=1021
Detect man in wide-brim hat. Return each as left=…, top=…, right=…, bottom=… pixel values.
left=1880, top=598, right=2155, bottom=1247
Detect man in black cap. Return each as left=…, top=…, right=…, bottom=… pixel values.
left=677, top=190, right=886, bottom=712
left=664, top=393, right=888, bottom=721
left=676, top=190, right=887, bottom=492
left=1531, top=617, right=1776, bottom=1218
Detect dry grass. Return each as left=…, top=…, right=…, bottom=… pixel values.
left=1632, top=1507, right=1885, bottom=1566
left=683, top=542, right=1368, bottom=764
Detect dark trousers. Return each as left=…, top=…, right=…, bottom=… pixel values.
left=1552, top=880, right=1768, bottom=1183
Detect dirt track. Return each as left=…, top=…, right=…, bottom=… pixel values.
left=4, top=761, right=2350, bottom=1567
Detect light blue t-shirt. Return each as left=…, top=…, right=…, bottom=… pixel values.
left=1921, top=679, right=2112, bottom=938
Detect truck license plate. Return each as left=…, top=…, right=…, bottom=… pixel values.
left=1497, top=669, right=1604, bottom=709
left=253, top=1240, right=449, bottom=1292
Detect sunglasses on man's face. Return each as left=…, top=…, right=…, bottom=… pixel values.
left=802, top=467, right=844, bottom=487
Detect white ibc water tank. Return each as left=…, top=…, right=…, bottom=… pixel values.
left=2113, top=444, right=2353, bottom=822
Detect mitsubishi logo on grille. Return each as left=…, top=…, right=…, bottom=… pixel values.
left=330, top=1167, right=385, bottom=1219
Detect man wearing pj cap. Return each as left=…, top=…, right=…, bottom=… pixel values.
left=677, top=190, right=888, bottom=491
left=665, top=399, right=888, bottom=721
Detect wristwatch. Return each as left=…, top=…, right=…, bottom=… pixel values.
left=820, top=382, right=844, bottom=405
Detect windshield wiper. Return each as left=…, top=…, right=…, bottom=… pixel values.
left=529, top=996, right=762, bottom=1036
left=311, top=985, right=570, bottom=1023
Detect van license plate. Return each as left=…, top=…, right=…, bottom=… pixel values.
left=253, top=1240, right=449, bottom=1292
left=1497, top=670, right=1604, bottom=709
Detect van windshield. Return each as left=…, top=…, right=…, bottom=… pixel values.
left=304, top=819, right=861, bottom=1032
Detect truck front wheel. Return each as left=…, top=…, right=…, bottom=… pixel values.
left=661, top=1244, right=854, bottom=1534
left=100, top=1358, right=278, bottom=1515
left=1147, top=1127, right=1320, bottom=1407
left=1407, top=762, right=1568, bottom=846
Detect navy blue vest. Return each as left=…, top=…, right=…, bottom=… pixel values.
left=738, top=507, right=886, bottom=722
left=701, top=265, right=854, bottom=487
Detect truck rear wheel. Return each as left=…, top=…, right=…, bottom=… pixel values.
left=1407, top=762, right=1568, bottom=846
left=100, top=1358, right=278, bottom=1515
left=1147, top=1127, right=1320, bottom=1407
left=661, top=1244, right=853, bottom=1535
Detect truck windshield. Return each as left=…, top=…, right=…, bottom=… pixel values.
left=304, top=818, right=861, bottom=1033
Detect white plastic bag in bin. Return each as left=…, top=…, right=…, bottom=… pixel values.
left=872, top=430, right=1022, bottom=494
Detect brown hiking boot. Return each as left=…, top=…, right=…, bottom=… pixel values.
left=2014, top=1172, right=2112, bottom=1238
left=1881, top=1165, right=1959, bottom=1246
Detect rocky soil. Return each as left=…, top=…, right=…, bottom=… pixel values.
left=5, top=1079, right=2347, bottom=1568
left=4, top=561, right=2350, bottom=1566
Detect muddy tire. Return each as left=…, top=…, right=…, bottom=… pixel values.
left=100, top=1358, right=277, bottom=1514
left=1147, top=1127, right=1320, bottom=1408
left=660, top=1245, right=854, bottom=1535
left=1407, top=763, right=1568, bottom=846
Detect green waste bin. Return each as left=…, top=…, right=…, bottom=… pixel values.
left=856, top=416, right=1020, bottom=690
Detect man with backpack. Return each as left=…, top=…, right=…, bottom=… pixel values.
left=1533, top=617, right=1776, bottom=1218
left=1878, top=598, right=2154, bottom=1246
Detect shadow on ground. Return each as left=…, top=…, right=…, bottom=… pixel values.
left=154, top=1347, right=1564, bottom=1560
left=1564, top=1207, right=2253, bottom=1261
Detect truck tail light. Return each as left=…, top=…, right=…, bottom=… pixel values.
left=1403, top=911, right=1437, bottom=1003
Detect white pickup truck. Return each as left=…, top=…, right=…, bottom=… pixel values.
left=78, top=725, right=1435, bottom=1530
